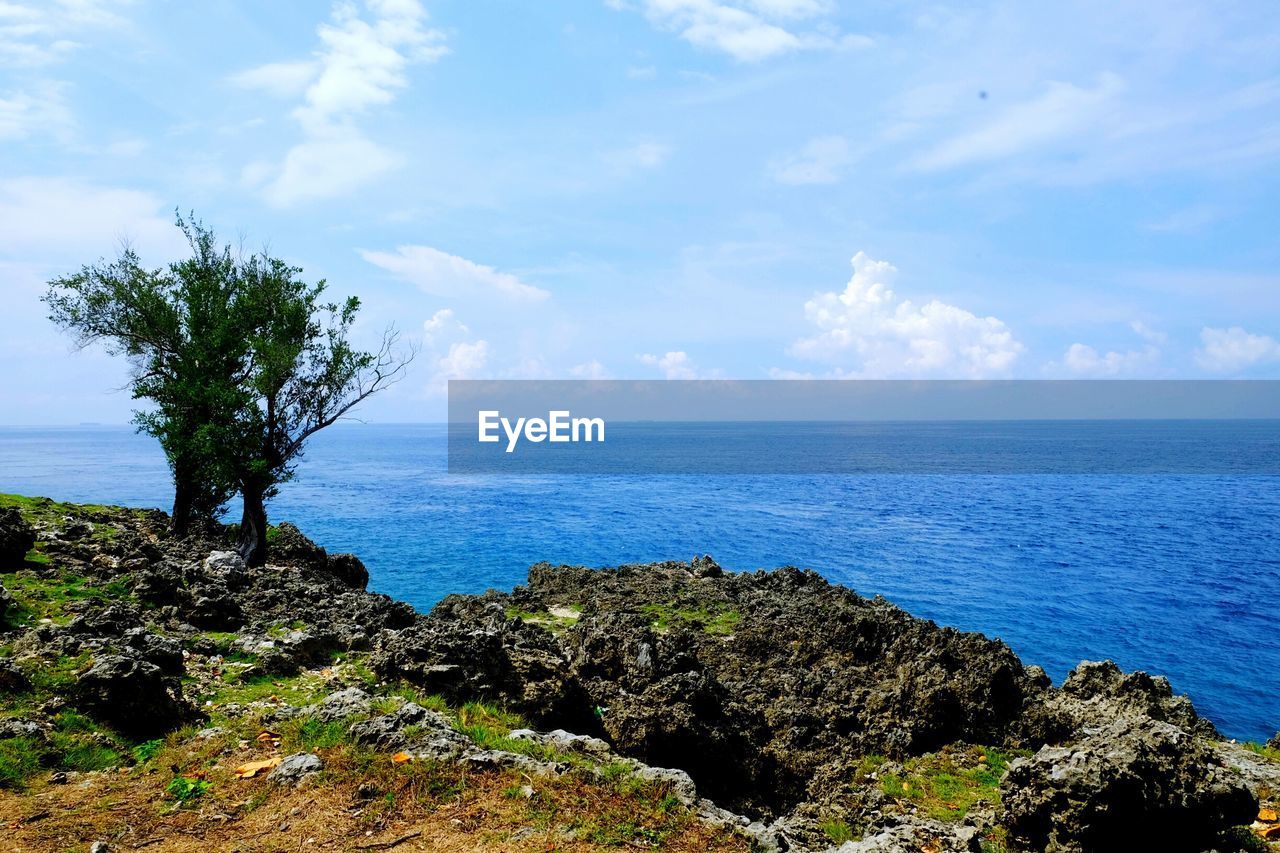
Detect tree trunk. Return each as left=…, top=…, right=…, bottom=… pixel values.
left=237, top=483, right=269, bottom=567
left=171, top=472, right=194, bottom=537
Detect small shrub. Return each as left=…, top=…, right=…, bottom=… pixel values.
left=820, top=818, right=856, bottom=844
left=167, top=775, right=211, bottom=802
left=133, top=739, right=164, bottom=763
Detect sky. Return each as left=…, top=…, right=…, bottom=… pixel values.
left=2, top=0, right=1279, bottom=424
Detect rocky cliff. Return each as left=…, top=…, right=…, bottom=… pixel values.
left=0, top=495, right=1276, bottom=853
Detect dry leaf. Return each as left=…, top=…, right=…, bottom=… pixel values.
left=1262, top=824, right=1280, bottom=840
left=1260, top=807, right=1278, bottom=823
left=257, top=731, right=279, bottom=742
left=234, top=757, right=282, bottom=779
left=392, top=752, right=412, bottom=764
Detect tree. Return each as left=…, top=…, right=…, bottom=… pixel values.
left=229, top=253, right=412, bottom=566
left=44, top=216, right=248, bottom=535
left=45, top=214, right=411, bottom=554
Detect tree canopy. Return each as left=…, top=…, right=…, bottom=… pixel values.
left=44, top=213, right=412, bottom=562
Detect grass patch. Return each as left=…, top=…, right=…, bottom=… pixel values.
left=505, top=605, right=582, bottom=634
left=0, top=737, right=42, bottom=791
left=1243, top=742, right=1280, bottom=763
left=0, top=570, right=132, bottom=626
left=820, top=818, right=856, bottom=844
left=878, top=745, right=1028, bottom=823
left=639, top=602, right=741, bottom=636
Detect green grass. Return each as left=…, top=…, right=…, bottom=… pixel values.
left=0, top=570, right=132, bottom=626
left=1243, top=741, right=1280, bottom=763
left=639, top=602, right=741, bottom=635
left=0, top=736, right=43, bottom=790
left=504, top=605, right=582, bottom=633
left=878, top=746, right=1028, bottom=823
left=820, top=818, right=856, bottom=844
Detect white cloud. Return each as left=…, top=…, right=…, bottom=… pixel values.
left=639, top=350, right=700, bottom=378
left=228, top=60, right=319, bottom=98
left=0, top=0, right=130, bottom=68
left=570, top=360, right=611, bottom=379
left=609, top=0, right=867, bottom=62
left=1055, top=321, right=1163, bottom=376
left=0, top=80, right=73, bottom=141
left=1195, top=326, right=1280, bottom=373
left=361, top=245, right=551, bottom=303
left=627, top=65, right=657, bottom=80
left=233, top=0, right=448, bottom=207
left=914, top=73, right=1125, bottom=172
left=262, top=131, right=403, bottom=207
left=787, top=252, right=1023, bottom=377
left=423, top=307, right=468, bottom=341
left=0, top=177, right=182, bottom=259
left=770, top=135, right=852, bottom=185
left=437, top=339, right=489, bottom=378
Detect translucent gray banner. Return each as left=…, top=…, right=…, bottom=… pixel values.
left=447, top=380, right=1280, bottom=475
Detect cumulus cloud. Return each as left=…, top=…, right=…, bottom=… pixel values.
left=639, top=350, right=701, bottom=378
left=361, top=245, right=551, bottom=303
left=787, top=252, right=1023, bottom=377
left=770, top=135, right=852, bottom=185
left=570, top=360, right=611, bottom=379
left=232, top=0, right=448, bottom=207
left=1195, top=326, right=1280, bottom=373
left=607, top=0, right=868, bottom=62
left=1056, top=321, right=1163, bottom=376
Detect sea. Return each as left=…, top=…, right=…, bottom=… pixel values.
left=1, top=422, right=1277, bottom=743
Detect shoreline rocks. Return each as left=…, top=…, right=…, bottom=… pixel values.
left=0, top=499, right=1274, bottom=852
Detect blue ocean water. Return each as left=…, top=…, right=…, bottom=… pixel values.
left=1, top=423, right=1277, bottom=742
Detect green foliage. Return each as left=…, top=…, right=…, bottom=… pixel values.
left=1, top=570, right=131, bottom=626
left=0, top=737, right=43, bottom=791
left=133, top=738, right=164, bottom=764
left=280, top=716, right=352, bottom=752
left=820, top=818, right=856, bottom=844
left=1242, top=741, right=1280, bottom=763
left=166, top=775, right=212, bottom=802
left=878, top=746, right=1026, bottom=823
left=504, top=605, right=582, bottom=633
left=639, top=602, right=742, bottom=635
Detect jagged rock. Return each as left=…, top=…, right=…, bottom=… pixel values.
left=1056, top=660, right=1216, bottom=738
left=203, top=550, right=246, bottom=584
left=375, top=562, right=1042, bottom=816
left=0, top=506, right=37, bottom=565
left=833, top=819, right=979, bottom=852
left=305, top=687, right=372, bottom=722
left=1000, top=716, right=1256, bottom=852
left=269, top=523, right=326, bottom=568
left=186, top=584, right=244, bottom=630
left=0, top=583, right=14, bottom=624
left=121, top=627, right=184, bottom=674
left=73, top=653, right=196, bottom=737
left=0, top=658, right=31, bottom=692
left=327, top=553, right=369, bottom=590
left=349, top=702, right=449, bottom=749
left=59, top=518, right=93, bottom=540
left=0, top=718, right=44, bottom=739
left=268, top=752, right=324, bottom=786
left=1268, top=732, right=1280, bottom=751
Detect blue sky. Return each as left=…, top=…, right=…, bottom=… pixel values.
left=2, top=0, right=1279, bottom=423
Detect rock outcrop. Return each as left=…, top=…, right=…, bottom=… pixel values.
left=0, top=500, right=1272, bottom=852
left=0, top=506, right=36, bottom=565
